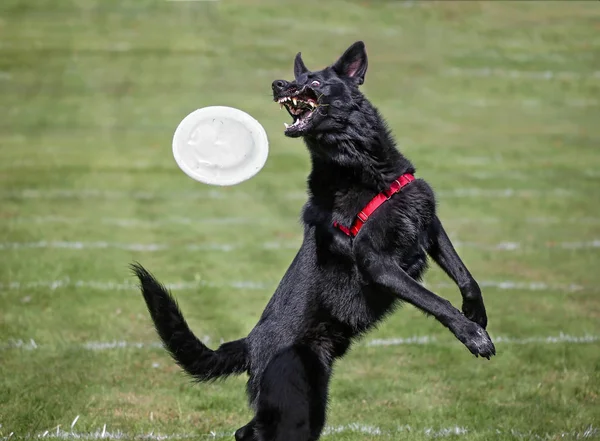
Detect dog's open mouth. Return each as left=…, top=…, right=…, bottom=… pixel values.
left=276, top=87, right=319, bottom=133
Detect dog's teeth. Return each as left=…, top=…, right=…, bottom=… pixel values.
left=284, top=123, right=289, bottom=128
left=280, top=103, right=283, bottom=110
left=292, top=98, right=297, bottom=106
left=309, top=102, right=316, bottom=108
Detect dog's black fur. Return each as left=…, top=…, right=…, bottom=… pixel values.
left=132, top=41, right=495, bottom=441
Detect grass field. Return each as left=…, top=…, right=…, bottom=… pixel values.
left=1, top=1, right=599, bottom=440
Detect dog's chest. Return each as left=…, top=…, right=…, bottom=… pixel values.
left=306, top=225, right=399, bottom=332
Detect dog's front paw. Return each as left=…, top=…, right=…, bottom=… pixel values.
left=454, top=319, right=496, bottom=359
left=461, top=297, right=488, bottom=329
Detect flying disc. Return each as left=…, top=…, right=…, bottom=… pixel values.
left=172, top=106, right=269, bottom=186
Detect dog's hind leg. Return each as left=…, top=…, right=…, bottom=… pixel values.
left=235, top=419, right=257, bottom=441
left=426, top=216, right=488, bottom=329
left=254, top=345, right=329, bottom=441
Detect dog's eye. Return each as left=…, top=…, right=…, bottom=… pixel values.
left=311, top=80, right=320, bottom=87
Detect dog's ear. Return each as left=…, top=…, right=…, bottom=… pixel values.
left=332, top=41, right=368, bottom=85
left=294, top=52, right=309, bottom=78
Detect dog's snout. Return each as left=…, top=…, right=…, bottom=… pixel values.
left=272, top=80, right=289, bottom=92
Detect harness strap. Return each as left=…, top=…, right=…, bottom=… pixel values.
left=333, top=173, right=415, bottom=237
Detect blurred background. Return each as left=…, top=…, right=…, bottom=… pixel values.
left=1, top=1, right=599, bottom=440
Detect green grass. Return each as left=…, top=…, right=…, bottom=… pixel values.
left=1, top=0, right=599, bottom=440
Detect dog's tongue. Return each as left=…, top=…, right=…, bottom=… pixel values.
left=285, top=110, right=311, bottom=130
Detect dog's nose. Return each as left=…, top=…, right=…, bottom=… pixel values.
left=272, top=80, right=289, bottom=92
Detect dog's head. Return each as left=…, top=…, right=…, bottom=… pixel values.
left=272, top=41, right=368, bottom=138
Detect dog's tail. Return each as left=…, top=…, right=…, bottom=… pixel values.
left=131, top=263, right=248, bottom=381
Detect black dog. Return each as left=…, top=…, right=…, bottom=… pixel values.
left=132, top=41, right=495, bottom=441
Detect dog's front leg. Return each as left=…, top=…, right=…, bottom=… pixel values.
left=355, top=241, right=495, bottom=359
left=426, top=216, right=488, bottom=328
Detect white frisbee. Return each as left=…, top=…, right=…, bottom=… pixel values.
left=172, top=106, right=269, bottom=186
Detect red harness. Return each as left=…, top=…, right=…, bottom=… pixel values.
left=333, top=173, right=415, bottom=238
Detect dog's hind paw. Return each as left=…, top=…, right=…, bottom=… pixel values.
left=455, top=320, right=496, bottom=359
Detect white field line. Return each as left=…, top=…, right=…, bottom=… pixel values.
left=2, top=429, right=198, bottom=440
left=3, top=216, right=269, bottom=227
left=323, top=423, right=383, bottom=436
left=453, top=239, right=600, bottom=251
left=0, top=241, right=298, bottom=252
left=81, top=341, right=163, bottom=350
left=426, top=280, right=586, bottom=293
left=444, top=67, right=600, bottom=81
left=584, top=170, right=600, bottom=178
left=1, top=424, right=597, bottom=440
left=2, top=161, right=598, bottom=175
left=4, top=215, right=600, bottom=228
left=0, top=189, right=232, bottom=201
left=367, top=333, right=600, bottom=348
left=449, top=49, right=596, bottom=65
left=2, top=239, right=599, bottom=252
left=0, top=279, right=588, bottom=293
left=448, top=216, right=600, bottom=226
left=0, top=187, right=577, bottom=201
left=436, top=188, right=573, bottom=198
left=3, top=333, right=599, bottom=353
left=0, top=339, right=164, bottom=351
left=462, top=98, right=599, bottom=108
left=0, top=279, right=271, bottom=292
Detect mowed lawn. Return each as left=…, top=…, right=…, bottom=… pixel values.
left=1, top=1, right=599, bottom=440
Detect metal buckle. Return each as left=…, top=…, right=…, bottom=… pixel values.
left=386, top=180, right=401, bottom=200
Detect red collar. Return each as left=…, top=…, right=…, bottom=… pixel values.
left=333, top=173, right=415, bottom=237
